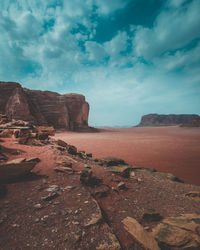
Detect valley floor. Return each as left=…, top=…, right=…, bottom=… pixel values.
left=54, top=126, right=200, bottom=186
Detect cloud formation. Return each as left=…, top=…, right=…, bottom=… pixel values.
left=0, top=0, right=199, bottom=126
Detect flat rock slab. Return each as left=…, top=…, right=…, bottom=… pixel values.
left=185, top=191, right=200, bottom=201
left=102, top=157, right=126, bottom=166
left=123, top=216, right=160, bottom=250
left=0, top=158, right=39, bottom=181
left=152, top=214, right=200, bottom=249
left=106, top=165, right=131, bottom=177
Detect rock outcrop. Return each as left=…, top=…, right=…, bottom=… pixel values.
left=137, top=113, right=200, bottom=127
left=0, top=157, right=40, bottom=182
left=0, top=81, right=90, bottom=131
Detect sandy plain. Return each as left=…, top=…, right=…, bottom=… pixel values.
left=55, top=126, right=200, bottom=186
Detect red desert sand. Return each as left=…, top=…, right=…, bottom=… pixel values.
left=55, top=126, right=200, bottom=186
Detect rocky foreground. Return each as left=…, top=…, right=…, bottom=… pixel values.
left=0, top=124, right=200, bottom=249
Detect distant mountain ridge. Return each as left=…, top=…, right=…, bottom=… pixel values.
left=137, top=113, right=200, bottom=127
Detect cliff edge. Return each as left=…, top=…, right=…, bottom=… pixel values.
left=0, top=81, right=90, bottom=131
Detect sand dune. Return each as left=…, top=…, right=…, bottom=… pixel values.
left=55, top=126, right=200, bottom=186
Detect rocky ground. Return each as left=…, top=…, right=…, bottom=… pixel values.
left=0, top=133, right=200, bottom=249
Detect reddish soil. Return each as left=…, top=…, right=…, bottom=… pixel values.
left=54, top=126, right=200, bottom=186
left=1, top=135, right=200, bottom=249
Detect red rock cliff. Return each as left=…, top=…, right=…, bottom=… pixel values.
left=0, top=81, right=90, bottom=130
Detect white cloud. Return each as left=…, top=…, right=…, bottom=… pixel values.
left=95, top=0, right=130, bottom=15
left=133, top=0, right=200, bottom=59
left=85, top=41, right=108, bottom=61
left=153, top=42, right=200, bottom=72
left=167, top=0, right=187, bottom=8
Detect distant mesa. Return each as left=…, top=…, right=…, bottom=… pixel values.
left=137, top=113, right=200, bottom=127
left=0, top=81, right=93, bottom=131
left=180, top=117, right=200, bottom=127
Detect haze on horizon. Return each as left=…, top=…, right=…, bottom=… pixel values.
left=0, top=0, right=200, bottom=126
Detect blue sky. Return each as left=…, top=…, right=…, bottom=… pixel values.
left=0, top=0, right=200, bottom=126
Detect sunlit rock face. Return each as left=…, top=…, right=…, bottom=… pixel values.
left=137, top=113, right=200, bottom=127
left=0, top=81, right=90, bottom=130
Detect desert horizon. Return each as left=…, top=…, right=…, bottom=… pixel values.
left=54, top=126, right=200, bottom=186
left=1, top=0, right=200, bottom=249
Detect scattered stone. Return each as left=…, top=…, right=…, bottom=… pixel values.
left=107, top=165, right=131, bottom=178
left=130, top=171, right=135, bottom=177
left=56, top=160, right=72, bottom=168
left=80, top=170, right=102, bottom=186
left=33, top=204, right=42, bottom=209
left=84, top=199, right=102, bottom=227
left=57, top=139, right=68, bottom=148
left=46, top=185, right=61, bottom=193
left=77, top=151, right=87, bottom=159
left=96, top=224, right=121, bottom=250
left=0, top=157, right=39, bottom=181
left=0, top=129, right=13, bottom=138
left=0, top=184, right=7, bottom=198
left=53, top=201, right=60, bottom=205
left=137, top=178, right=143, bottom=183
left=153, top=172, right=184, bottom=183
left=91, top=185, right=110, bottom=198
left=102, top=157, right=126, bottom=166
left=0, top=212, right=7, bottom=225
left=41, top=215, right=49, bottom=222
left=118, top=182, right=127, bottom=190
left=0, top=152, right=8, bottom=162
left=152, top=214, right=200, bottom=249
left=185, top=191, right=200, bottom=201
left=57, top=146, right=66, bottom=151
left=26, top=157, right=40, bottom=163
left=64, top=186, right=76, bottom=191
left=54, top=166, right=74, bottom=173
left=64, top=156, right=77, bottom=163
left=42, top=192, right=59, bottom=201
left=12, top=224, right=20, bottom=227
left=84, top=164, right=91, bottom=169
left=38, top=133, right=48, bottom=141
left=86, top=153, right=92, bottom=158
left=123, top=216, right=160, bottom=250
left=68, top=145, right=77, bottom=155
left=142, top=209, right=163, bottom=223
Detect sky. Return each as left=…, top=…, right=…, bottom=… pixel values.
left=0, top=0, right=200, bottom=127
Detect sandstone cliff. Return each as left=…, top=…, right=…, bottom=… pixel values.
left=0, top=81, right=90, bottom=130
left=137, top=113, right=200, bottom=127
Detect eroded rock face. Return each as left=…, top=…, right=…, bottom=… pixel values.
left=0, top=81, right=90, bottom=130
left=137, top=113, right=200, bottom=127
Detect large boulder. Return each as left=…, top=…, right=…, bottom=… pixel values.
left=0, top=157, right=40, bottom=182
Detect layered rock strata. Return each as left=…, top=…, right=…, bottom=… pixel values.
left=0, top=81, right=90, bottom=130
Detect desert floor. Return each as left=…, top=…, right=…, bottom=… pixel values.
left=54, top=126, right=200, bottom=186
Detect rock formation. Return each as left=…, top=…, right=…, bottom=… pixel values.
left=180, top=117, right=200, bottom=127
left=137, top=113, right=200, bottom=127
left=0, top=81, right=90, bottom=131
